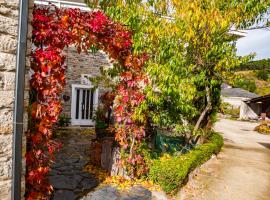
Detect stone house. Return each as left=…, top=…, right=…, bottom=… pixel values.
left=0, top=0, right=111, bottom=199
left=62, top=46, right=111, bottom=126
left=35, top=0, right=112, bottom=126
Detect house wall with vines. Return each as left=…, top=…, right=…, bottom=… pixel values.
left=0, top=0, right=124, bottom=198
left=62, top=46, right=112, bottom=120
left=0, top=0, right=33, bottom=199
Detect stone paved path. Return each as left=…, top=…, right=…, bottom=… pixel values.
left=80, top=185, right=153, bottom=200
left=49, top=128, right=98, bottom=200
left=179, top=119, right=270, bottom=200
left=49, top=128, right=165, bottom=200
left=80, top=185, right=169, bottom=200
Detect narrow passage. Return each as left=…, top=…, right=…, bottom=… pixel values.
left=49, top=128, right=98, bottom=200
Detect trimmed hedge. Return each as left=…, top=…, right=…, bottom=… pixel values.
left=149, top=132, right=224, bottom=193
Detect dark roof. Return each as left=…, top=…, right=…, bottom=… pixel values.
left=221, top=88, right=259, bottom=98
left=221, top=83, right=232, bottom=89
left=244, top=94, right=270, bottom=103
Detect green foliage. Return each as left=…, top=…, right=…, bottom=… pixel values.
left=219, top=102, right=231, bottom=114
left=239, top=59, right=270, bottom=71
left=148, top=132, right=224, bottom=193
left=228, top=70, right=270, bottom=96
left=219, top=102, right=240, bottom=119
left=255, top=70, right=269, bottom=81
left=56, top=114, right=70, bottom=127
left=231, top=75, right=257, bottom=92
left=94, top=108, right=108, bottom=129
left=95, top=120, right=107, bottom=129
left=85, top=0, right=270, bottom=139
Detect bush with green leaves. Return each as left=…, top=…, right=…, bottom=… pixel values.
left=148, top=132, right=224, bottom=193
left=219, top=102, right=240, bottom=118
left=255, top=70, right=269, bottom=81
left=239, top=59, right=270, bottom=71
left=232, top=76, right=257, bottom=92
left=56, top=114, right=70, bottom=127
left=85, top=0, right=270, bottom=143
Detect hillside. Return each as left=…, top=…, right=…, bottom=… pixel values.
left=238, top=59, right=270, bottom=71
left=234, top=70, right=270, bottom=96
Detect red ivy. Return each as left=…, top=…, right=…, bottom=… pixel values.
left=28, top=4, right=147, bottom=199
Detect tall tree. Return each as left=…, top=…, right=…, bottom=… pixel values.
left=85, top=0, right=270, bottom=141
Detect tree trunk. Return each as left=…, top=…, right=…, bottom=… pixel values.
left=193, top=85, right=212, bottom=133
left=110, top=147, right=130, bottom=179
left=101, top=139, right=114, bottom=171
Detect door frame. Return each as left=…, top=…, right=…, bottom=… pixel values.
left=71, top=84, right=99, bottom=126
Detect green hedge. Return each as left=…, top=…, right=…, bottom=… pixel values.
left=149, top=132, right=224, bottom=193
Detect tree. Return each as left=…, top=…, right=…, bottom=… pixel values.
left=85, top=0, right=270, bottom=142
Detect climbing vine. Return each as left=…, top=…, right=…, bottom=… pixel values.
left=27, top=4, right=147, bottom=199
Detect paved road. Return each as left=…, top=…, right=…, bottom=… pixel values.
left=180, top=119, right=270, bottom=200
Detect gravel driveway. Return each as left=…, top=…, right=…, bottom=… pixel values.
left=179, top=119, right=270, bottom=200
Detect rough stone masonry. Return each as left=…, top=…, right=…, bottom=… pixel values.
left=0, top=1, right=109, bottom=199
left=0, top=0, right=33, bottom=199
left=0, top=1, right=20, bottom=199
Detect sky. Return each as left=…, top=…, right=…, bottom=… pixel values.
left=236, top=29, right=270, bottom=61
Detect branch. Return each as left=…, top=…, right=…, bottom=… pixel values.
left=241, top=25, right=270, bottom=31
left=129, top=134, right=135, bottom=156
left=193, top=85, right=211, bottom=133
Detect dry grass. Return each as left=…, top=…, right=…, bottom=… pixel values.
left=235, top=70, right=270, bottom=96
left=254, top=121, right=270, bottom=135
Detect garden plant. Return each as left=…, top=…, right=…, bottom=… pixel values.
left=26, top=0, right=270, bottom=198
left=28, top=5, right=147, bottom=199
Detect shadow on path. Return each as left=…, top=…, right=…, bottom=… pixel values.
left=179, top=119, right=270, bottom=200
left=49, top=128, right=98, bottom=200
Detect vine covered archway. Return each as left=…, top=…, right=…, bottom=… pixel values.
left=27, top=5, right=147, bottom=199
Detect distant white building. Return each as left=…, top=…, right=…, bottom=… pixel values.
left=221, top=84, right=259, bottom=109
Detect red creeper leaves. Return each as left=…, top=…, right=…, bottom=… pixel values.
left=28, top=4, right=147, bottom=199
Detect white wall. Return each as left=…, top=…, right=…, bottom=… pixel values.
left=240, top=101, right=259, bottom=120
left=221, top=96, right=249, bottom=108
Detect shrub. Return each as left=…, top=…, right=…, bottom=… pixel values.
left=219, top=102, right=240, bottom=118
left=232, top=77, right=257, bottom=92
left=56, top=114, right=70, bottom=127
left=239, top=59, right=270, bottom=71
left=219, top=102, right=231, bottom=113
left=149, top=132, right=223, bottom=193
left=255, top=70, right=269, bottom=81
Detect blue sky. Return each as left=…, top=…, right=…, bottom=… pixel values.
left=236, top=29, right=270, bottom=60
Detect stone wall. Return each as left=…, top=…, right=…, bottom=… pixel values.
left=0, top=1, right=19, bottom=198
left=62, top=46, right=112, bottom=119
left=0, top=0, right=33, bottom=199
left=0, top=0, right=111, bottom=198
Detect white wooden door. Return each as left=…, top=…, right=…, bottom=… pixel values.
left=71, top=84, right=98, bottom=126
